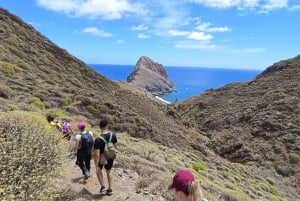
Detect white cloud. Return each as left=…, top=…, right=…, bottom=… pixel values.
left=83, top=27, right=112, bottom=37
left=187, top=32, right=213, bottom=41
left=37, top=0, right=144, bottom=20
left=196, top=22, right=231, bottom=32
left=137, top=33, right=150, bottom=39
left=37, top=0, right=77, bottom=13
left=132, top=24, right=148, bottom=31
left=190, top=0, right=240, bottom=9
left=289, top=5, right=300, bottom=11
left=260, top=0, right=288, bottom=12
left=167, top=29, right=189, bottom=36
left=189, top=0, right=288, bottom=12
left=147, top=1, right=189, bottom=30
left=175, top=40, right=217, bottom=50
left=116, top=40, right=126, bottom=44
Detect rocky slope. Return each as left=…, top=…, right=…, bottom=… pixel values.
left=171, top=55, right=300, bottom=184
left=127, top=56, right=174, bottom=96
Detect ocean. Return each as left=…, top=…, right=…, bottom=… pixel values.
left=89, top=64, right=262, bottom=103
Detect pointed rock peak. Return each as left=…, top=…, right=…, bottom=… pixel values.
left=127, top=56, right=174, bottom=97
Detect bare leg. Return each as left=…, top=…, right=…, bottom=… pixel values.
left=106, top=169, right=113, bottom=189
left=96, top=168, right=105, bottom=187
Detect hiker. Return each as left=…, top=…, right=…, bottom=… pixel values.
left=61, top=119, right=73, bottom=140
left=168, top=169, right=204, bottom=201
left=94, top=119, right=117, bottom=195
left=74, top=122, right=93, bottom=180
left=46, top=115, right=62, bottom=131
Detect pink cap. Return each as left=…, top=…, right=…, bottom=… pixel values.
left=168, top=170, right=194, bottom=192
left=77, top=122, right=85, bottom=130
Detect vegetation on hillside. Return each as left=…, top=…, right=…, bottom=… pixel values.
left=0, top=8, right=299, bottom=200
left=0, top=111, right=65, bottom=200
left=0, top=8, right=191, bottom=149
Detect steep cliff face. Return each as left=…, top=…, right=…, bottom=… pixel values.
left=127, top=56, right=174, bottom=95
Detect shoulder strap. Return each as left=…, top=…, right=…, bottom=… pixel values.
left=99, top=136, right=108, bottom=144
left=108, top=132, right=113, bottom=142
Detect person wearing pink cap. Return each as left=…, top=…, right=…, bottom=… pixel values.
left=168, top=169, right=204, bottom=201
left=74, top=122, right=93, bottom=180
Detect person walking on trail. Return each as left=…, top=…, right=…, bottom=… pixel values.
left=61, top=119, right=74, bottom=140
left=74, top=122, right=94, bottom=180
left=94, top=119, right=118, bottom=195
left=168, top=169, right=206, bottom=201
left=46, top=115, right=62, bottom=131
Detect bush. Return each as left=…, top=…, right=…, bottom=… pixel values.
left=0, top=112, right=63, bottom=200
left=0, top=84, right=12, bottom=99
left=30, top=97, right=45, bottom=110
left=63, top=97, right=71, bottom=106
left=273, top=161, right=294, bottom=177
left=289, top=153, right=300, bottom=164
left=192, top=161, right=207, bottom=172
left=0, top=61, right=16, bottom=75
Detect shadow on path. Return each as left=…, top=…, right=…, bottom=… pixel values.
left=76, top=188, right=109, bottom=200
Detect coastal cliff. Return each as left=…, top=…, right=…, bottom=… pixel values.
left=127, top=56, right=174, bottom=96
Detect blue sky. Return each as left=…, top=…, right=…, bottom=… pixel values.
left=1, top=0, right=300, bottom=70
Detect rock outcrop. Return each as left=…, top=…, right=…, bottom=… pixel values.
left=127, top=56, right=174, bottom=96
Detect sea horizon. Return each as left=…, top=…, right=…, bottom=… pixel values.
left=89, top=64, right=262, bottom=102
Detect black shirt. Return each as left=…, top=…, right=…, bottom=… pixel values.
left=94, top=132, right=117, bottom=154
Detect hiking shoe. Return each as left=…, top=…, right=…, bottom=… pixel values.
left=106, top=188, right=113, bottom=195
left=84, top=171, right=90, bottom=180
left=99, top=186, right=106, bottom=193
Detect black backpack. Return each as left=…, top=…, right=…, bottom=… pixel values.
left=80, top=132, right=93, bottom=154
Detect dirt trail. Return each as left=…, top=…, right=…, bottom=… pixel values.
left=52, top=158, right=164, bottom=201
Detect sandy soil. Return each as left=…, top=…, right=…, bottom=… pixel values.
left=52, top=158, right=164, bottom=201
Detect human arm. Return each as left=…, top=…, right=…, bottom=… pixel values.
left=69, top=124, right=74, bottom=134
left=93, top=138, right=102, bottom=169
left=74, top=134, right=80, bottom=151
left=94, top=148, right=100, bottom=168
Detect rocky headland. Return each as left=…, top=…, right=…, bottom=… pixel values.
left=127, top=56, right=174, bottom=97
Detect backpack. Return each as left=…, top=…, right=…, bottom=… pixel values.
left=62, top=123, right=70, bottom=134
left=80, top=132, right=93, bottom=154
left=99, top=132, right=115, bottom=160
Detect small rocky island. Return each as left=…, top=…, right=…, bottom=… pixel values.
left=127, top=56, right=174, bottom=98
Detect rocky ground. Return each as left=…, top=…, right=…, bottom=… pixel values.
left=52, top=158, right=165, bottom=201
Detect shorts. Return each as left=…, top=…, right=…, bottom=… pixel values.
left=99, top=159, right=114, bottom=170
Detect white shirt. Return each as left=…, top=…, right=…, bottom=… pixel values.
left=75, top=131, right=93, bottom=141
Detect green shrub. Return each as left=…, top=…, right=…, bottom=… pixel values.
left=0, top=112, right=63, bottom=200
left=289, top=153, right=300, bottom=164
left=0, top=84, right=12, bottom=99
left=0, top=61, right=16, bottom=75
left=86, top=105, right=98, bottom=115
left=46, top=109, right=69, bottom=119
left=30, top=97, right=45, bottom=110
left=18, top=61, right=31, bottom=70
left=273, top=161, right=294, bottom=177
left=266, top=176, right=275, bottom=185
left=63, top=97, right=71, bottom=106
left=192, top=161, right=207, bottom=172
